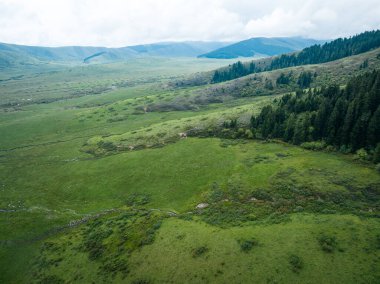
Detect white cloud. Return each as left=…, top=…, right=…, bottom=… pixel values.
left=0, top=0, right=379, bottom=46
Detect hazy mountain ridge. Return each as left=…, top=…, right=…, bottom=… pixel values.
left=0, top=37, right=324, bottom=67
left=198, top=37, right=326, bottom=59
left=0, top=41, right=231, bottom=67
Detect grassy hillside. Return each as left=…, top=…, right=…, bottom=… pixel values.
left=0, top=43, right=379, bottom=283
left=0, top=57, right=238, bottom=107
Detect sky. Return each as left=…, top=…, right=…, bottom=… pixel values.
left=0, top=0, right=380, bottom=47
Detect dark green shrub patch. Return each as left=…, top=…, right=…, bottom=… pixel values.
left=318, top=234, right=338, bottom=253
left=126, top=193, right=151, bottom=207
left=192, top=246, right=209, bottom=258
left=99, top=256, right=129, bottom=279
left=30, top=209, right=167, bottom=281
left=200, top=203, right=257, bottom=227
left=289, top=254, right=304, bottom=273
left=82, top=227, right=113, bottom=260
left=238, top=238, right=259, bottom=252
left=300, top=141, right=326, bottom=151
left=97, top=140, right=117, bottom=151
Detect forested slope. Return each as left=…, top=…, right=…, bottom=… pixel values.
left=250, top=70, right=380, bottom=160
left=212, top=30, right=380, bottom=83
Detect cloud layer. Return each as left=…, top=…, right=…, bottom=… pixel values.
left=0, top=0, right=380, bottom=47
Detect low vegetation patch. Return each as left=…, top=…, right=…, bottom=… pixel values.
left=238, top=238, right=259, bottom=252
left=31, top=209, right=166, bottom=283
left=289, top=254, right=304, bottom=273
left=318, top=234, right=338, bottom=253
left=192, top=246, right=209, bottom=258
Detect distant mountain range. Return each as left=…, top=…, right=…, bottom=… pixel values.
left=0, top=37, right=325, bottom=68
left=198, top=37, right=326, bottom=59
left=0, top=41, right=230, bottom=67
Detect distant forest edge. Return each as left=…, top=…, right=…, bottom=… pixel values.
left=212, top=30, right=380, bottom=83
left=249, top=69, right=380, bottom=162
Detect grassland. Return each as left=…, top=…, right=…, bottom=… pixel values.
left=0, top=53, right=379, bottom=283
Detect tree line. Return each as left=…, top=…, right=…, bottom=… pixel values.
left=212, top=30, right=380, bottom=83
left=250, top=69, right=380, bottom=160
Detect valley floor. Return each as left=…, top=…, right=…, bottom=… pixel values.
left=0, top=56, right=379, bottom=283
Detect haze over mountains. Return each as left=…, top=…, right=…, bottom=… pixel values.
left=0, top=37, right=324, bottom=68
left=198, top=37, right=326, bottom=59
left=0, top=41, right=230, bottom=67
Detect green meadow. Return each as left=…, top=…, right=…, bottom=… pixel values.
left=0, top=54, right=379, bottom=283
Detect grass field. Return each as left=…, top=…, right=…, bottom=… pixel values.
left=0, top=54, right=379, bottom=283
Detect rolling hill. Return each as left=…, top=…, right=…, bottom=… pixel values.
left=0, top=41, right=230, bottom=67
left=0, top=30, right=379, bottom=284
left=177, top=30, right=380, bottom=85
left=198, top=37, right=325, bottom=59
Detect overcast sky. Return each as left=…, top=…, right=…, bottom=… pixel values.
left=0, top=0, right=380, bottom=47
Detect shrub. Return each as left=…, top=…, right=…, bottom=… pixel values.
left=251, top=189, right=273, bottom=201
left=100, top=257, right=129, bottom=277
left=356, top=148, right=369, bottom=160
left=206, top=182, right=224, bottom=203
left=192, top=246, right=209, bottom=258
left=201, top=203, right=253, bottom=226
left=223, top=119, right=237, bottom=129
left=97, top=140, right=117, bottom=151
left=289, top=254, right=303, bottom=273
left=276, top=73, right=291, bottom=85
left=82, top=227, right=113, bottom=260
left=126, top=193, right=150, bottom=206
left=375, top=163, right=380, bottom=173
left=339, top=144, right=351, bottom=154
left=238, top=238, right=258, bottom=252
left=318, top=234, right=338, bottom=253
left=245, top=129, right=254, bottom=139
left=325, top=145, right=336, bottom=152
left=300, top=141, right=326, bottom=151
left=373, top=143, right=380, bottom=163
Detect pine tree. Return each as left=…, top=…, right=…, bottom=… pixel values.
left=212, top=30, right=380, bottom=84
left=249, top=69, right=380, bottom=154
left=367, top=106, right=380, bottom=147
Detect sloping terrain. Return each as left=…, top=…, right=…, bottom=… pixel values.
left=198, top=37, right=324, bottom=59
left=0, top=32, right=379, bottom=284
left=187, top=30, right=380, bottom=85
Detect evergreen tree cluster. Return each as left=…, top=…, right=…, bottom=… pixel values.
left=270, top=30, right=380, bottom=69
left=212, top=61, right=260, bottom=83
left=297, top=71, right=314, bottom=88
left=250, top=70, right=380, bottom=154
left=212, top=30, right=380, bottom=83
left=276, top=73, right=291, bottom=85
